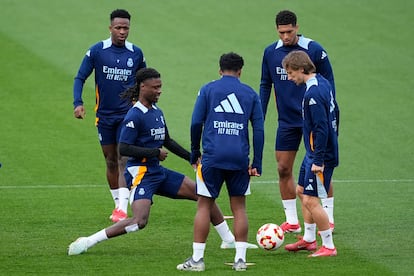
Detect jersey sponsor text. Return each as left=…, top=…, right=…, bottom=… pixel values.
left=276, top=66, right=288, bottom=80
left=103, top=66, right=133, bottom=81
left=151, top=127, right=165, bottom=140
left=213, top=120, right=243, bottom=136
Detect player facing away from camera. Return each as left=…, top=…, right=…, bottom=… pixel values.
left=72, top=9, right=146, bottom=222
left=282, top=51, right=338, bottom=257
left=177, top=53, right=264, bottom=271
left=260, top=10, right=338, bottom=233
left=68, top=68, right=258, bottom=256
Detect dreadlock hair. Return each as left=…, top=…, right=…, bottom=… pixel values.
left=120, top=68, right=161, bottom=102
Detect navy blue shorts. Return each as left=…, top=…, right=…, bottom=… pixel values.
left=275, top=126, right=302, bottom=151
left=195, top=165, right=250, bottom=199
left=96, top=116, right=124, bottom=145
left=298, top=156, right=334, bottom=199
left=124, top=165, right=185, bottom=203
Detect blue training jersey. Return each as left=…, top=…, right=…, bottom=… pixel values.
left=119, top=101, right=167, bottom=167
left=73, top=38, right=146, bottom=118
left=191, top=75, right=264, bottom=173
left=260, top=35, right=335, bottom=127
left=302, top=74, right=339, bottom=168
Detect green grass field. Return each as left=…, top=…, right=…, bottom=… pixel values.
left=1, top=0, right=413, bottom=275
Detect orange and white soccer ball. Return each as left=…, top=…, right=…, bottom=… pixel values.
left=256, top=223, right=285, bottom=250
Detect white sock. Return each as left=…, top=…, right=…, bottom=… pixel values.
left=303, top=223, right=316, bottom=242
left=214, top=220, right=235, bottom=243
left=110, top=189, right=119, bottom=209
left=118, top=187, right=130, bottom=214
left=321, top=197, right=334, bottom=224
left=192, top=242, right=206, bottom=262
left=87, top=229, right=108, bottom=248
left=319, top=229, right=335, bottom=249
left=282, top=199, right=299, bottom=224
left=234, top=241, right=247, bottom=262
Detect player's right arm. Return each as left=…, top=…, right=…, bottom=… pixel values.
left=119, top=143, right=161, bottom=160
left=73, top=47, right=95, bottom=118
left=190, top=89, right=206, bottom=165
left=259, top=50, right=273, bottom=120
left=73, top=105, right=85, bottom=119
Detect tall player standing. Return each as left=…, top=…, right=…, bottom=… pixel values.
left=72, top=9, right=146, bottom=222
left=260, top=10, right=337, bottom=233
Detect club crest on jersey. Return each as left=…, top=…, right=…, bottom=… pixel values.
left=127, top=58, right=134, bottom=67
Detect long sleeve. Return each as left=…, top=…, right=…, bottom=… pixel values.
left=251, top=96, right=265, bottom=174
left=190, top=91, right=206, bottom=164
left=259, top=52, right=273, bottom=120
left=73, top=51, right=94, bottom=108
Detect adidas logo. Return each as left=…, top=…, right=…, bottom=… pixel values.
left=214, top=93, right=244, bottom=114
left=309, top=98, right=317, bottom=105
left=321, top=51, right=327, bottom=59
left=305, top=184, right=314, bottom=191
left=126, top=121, right=135, bottom=128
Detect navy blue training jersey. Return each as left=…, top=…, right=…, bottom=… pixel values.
left=119, top=101, right=167, bottom=167
left=191, top=75, right=264, bottom=173
left=302, top=74, right=339, bottom=168
left=260, top=35, right=335, bottom=127
left=73, top=38, right=146, bottom=118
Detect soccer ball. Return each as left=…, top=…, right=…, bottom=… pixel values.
left=256, top=223, right=284, bottom=250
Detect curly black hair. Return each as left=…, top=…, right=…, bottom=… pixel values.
left=275, top=10, right=297, bottom=26
left=110, top=9, right=131, bottom=21
left=219, top=52, right=244, bottom=72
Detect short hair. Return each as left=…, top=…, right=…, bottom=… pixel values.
left=219, top=52, right=244, bottom=72
left=110, top=9, right=131, bottom=21
left=120, top=68, right=161, bottom=102
left=275, top=10, right=297, bottom=26
left=282, top=50, right=316, bottom=74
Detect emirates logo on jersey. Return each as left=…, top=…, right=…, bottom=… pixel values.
left=127, top=58, right=134, bottom=67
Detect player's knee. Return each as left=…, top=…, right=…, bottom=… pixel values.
left=105, top=158, right=118, bottom=170
left=302, top=196, right=317, bottom=210
left=136, top=218, right=148, bottom=230
left=277, top=164, right=292, bottom=178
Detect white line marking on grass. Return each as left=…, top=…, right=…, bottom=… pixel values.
left=0, top=185, right=103, bottom=189
left=0, top=179, right=413, bottom=189
left=250, top=179, right=414, bottom=184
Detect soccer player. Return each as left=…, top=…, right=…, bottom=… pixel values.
left=177, top=53, right=264, bottom=271
left=260, top=10, right=337, bottom=233
left=72, top=9, right=146, bottom=222
left=68, top=68, right=257, bottom=256
left=282, top=50, right=338, bottom=257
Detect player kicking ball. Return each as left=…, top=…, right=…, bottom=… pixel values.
left=68, top=68, right=258, bottom=257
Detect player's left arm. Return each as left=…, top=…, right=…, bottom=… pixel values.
left=309, top=93, right=329, bottom=167
left=312, top=42, right=335, bottom=94
left=163, top=127, right=191, bottom=162
left=313, top=44, right=340, bottom=135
